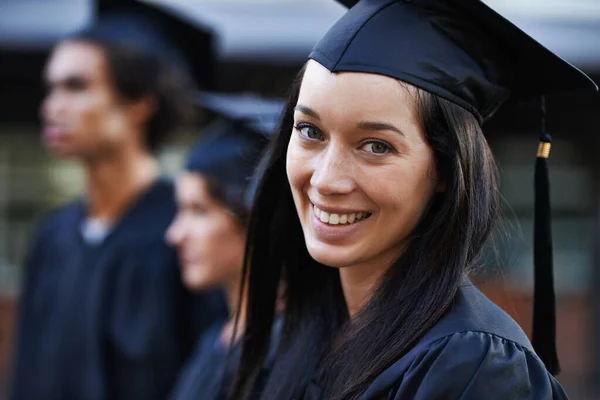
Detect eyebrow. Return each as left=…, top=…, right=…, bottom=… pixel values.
left=357, top=121, right=405, bottom=136
left=45, top=74, right=90, bottom=86
left=295, top=104, right=405, bottom=137
left=294, top=105, right=321, bottom=121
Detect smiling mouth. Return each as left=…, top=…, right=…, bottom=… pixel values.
left=312, top=204, right=372, bottom=225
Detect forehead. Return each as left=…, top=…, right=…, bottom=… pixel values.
left=298, top=60, right=418, bottom=123
left=176, top=173, right=210, bottom=201
left=45, top=40, right=109, bottom=83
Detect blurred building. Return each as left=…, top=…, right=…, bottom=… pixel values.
left=0, top=0, right=599, bottom=398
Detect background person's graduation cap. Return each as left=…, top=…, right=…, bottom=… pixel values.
left=316, top=0, right=599, bottom=375
left=90, top=0, right=216, bottom=90
left=196, top=92, right=285, bottom=136
left=186, top=92, right=284, bottom=212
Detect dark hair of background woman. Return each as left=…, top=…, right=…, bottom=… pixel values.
left=69, top=31, right=196, bottom=153
left=203, top=175, right=253, bottom=228
left=230, top=65, right=502, bottom=400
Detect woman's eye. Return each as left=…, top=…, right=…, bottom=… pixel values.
left=363, top=141, right=392, bottom=155
left=295, top=124, right=324, bottom=140
left=190, top=205, right=207, bottom=216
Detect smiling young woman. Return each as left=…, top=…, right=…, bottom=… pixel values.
left=232, top=61, right=502, bottom=400
left=288, top=63, right=445, bottom=316
left=230, top=1, right=597, bottom=399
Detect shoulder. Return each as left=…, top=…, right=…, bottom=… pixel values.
left=194, top=321, right=225, bottom=352
left=26, top=201, right=83, bottom=254
left=362, top=330, right=567, bottom=399
left=127, top=177, right=177, bottom=234
left=112, top=178, right=177, bottom=245
left=35, top=201, right=83, bottom=237
left=422, top=280, right=533, bottom=349
left=360, top=282, right=568, bottom=399
left=146, top=176, right=176, bottom=201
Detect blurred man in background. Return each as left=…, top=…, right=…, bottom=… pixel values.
left=10, top=6, right=227, bottom=400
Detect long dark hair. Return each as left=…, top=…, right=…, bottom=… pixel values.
left=230, top=66, right=501, bottom=399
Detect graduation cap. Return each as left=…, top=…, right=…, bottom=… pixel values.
left=315, top=0, right=599, bottom=374
left=86, top=0, right=216, bottom=90
left=186, top=92, right=284, bottom=211
left=196, top=92, right=285, bottom=136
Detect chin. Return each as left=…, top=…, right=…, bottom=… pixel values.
left=182, top=269, right=216, bottom=291
left=305, top=240, right=360, bottom=269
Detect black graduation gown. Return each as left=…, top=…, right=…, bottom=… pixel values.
left=304, top=280, right=567, bottom=400
left=170, top=321, right=231, bottom=400
left=10, top=178, right=228, bottom=400
left=170, top=317, right=282, bottom=400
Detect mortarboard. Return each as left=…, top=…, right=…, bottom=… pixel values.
left=84, top=0, right=216, bottom=90
left=313, top=0, right=598, bottom=374
left=196, top=92, right=284, bottom=136
left=186, top=92, right=284, bottom=211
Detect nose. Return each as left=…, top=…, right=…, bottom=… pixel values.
left=165, top=216, right=186, bottom=247
left=41, top=89, right=68, bottom=123
left=41, top=90, right=59, bottom=122
left=310, top=145, right=356, bottom=196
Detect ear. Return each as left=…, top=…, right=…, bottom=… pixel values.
left=127, top=95, right=156, bottom=127
left=435, top=181, right=447, bottom=193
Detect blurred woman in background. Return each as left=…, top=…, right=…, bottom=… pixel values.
left=166, top=95, right=283, bottom=400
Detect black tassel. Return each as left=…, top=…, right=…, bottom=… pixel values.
left=532, top=96, right=560, bottom=375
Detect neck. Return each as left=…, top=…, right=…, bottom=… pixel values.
left=339, top=242, right=409, bottom=317
left=83, top=147, right=159, bottom=221
left=339, top=262, right=387, bottom=318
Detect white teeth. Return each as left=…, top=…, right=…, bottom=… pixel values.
left=312, top=206, right=369, bottom=225
left=314, top=205, right=321, bottom=218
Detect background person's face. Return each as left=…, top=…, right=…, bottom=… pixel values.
left=166, top=173, right=246, bottom=291
left=41, top=41, right=141, bottom=160
left=287, top=60, right=441, bottom=273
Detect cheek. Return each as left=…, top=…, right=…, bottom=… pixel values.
left=102, top=111, right=129, bottom=141
left=286, top=137, right=313, bottom=197
left=196, top=220, right=244, bottom=266
left=74, top=93, right=126, bottom=140
left=188, top=221, right=219, bottom=254
left=371, top=160, right=438, bottom=223
left=72, top=93, right=105, bottom=127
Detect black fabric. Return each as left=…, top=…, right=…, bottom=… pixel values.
left=533, top=131, right=559, bottom=374
left=86, top=2, right=215, bottom=90
left=170, top=317, right=282, bottom=400
left=185, top=92, right=283, bottom=209
left=185, top=119, right=269, bottom=205
left=301, top=280, right=567, bottom=400
left=317, top=0, right=597, bottom=122
left=10, top=178, right=228, bottom=400
left=196, top=92, right=284, bottom=135
left=170, top=322, right=230, bottom=400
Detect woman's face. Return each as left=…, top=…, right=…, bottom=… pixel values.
left=287, top=60, right=441, bottom=271
left=166, top=173, right=245, bottom=290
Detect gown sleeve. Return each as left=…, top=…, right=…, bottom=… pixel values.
left=105, top=241, right=227, bottom=400
left=390, top=331, right=568, bottom=400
